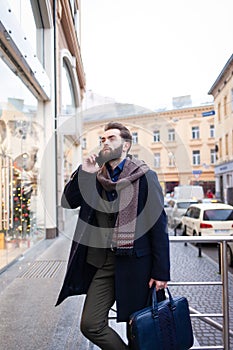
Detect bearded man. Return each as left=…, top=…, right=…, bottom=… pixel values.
left=56, top=122, right=170, bottom=350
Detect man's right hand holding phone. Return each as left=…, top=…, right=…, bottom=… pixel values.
left=82, top=154, right=100, bottom=173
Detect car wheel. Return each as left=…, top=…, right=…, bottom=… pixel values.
left=227, top=244, right=233, bottom=267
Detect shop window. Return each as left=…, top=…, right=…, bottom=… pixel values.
left=7, top=0, right=43, bottom=60
left=0, top=57, right=43, bottom=269
left=61, top=60, right=76, bottom=115
left=63, top=136, right=74, bottom=184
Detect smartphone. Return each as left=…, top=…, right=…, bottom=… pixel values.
left=95, top=152, right=105, bottom=167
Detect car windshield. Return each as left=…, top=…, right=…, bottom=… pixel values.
left=203, top=209, right=233, bottom=221
left=177, top=202, right=197, bottom=209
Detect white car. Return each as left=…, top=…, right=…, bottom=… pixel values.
left=181, top=203, right=233, bottom=266
left=165, top=198, right=199, bottom=228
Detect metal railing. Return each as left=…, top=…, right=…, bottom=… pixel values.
left=169, top=235, right=233, bottom=350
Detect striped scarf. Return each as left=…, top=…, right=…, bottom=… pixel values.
left=97, top=157, right=150, bottom=254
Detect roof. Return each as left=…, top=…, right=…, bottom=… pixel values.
left=208, top=54, right=233, bottom=95
left=82, top=103, right=152, bottom=122
left=189, top=203, right=233, bottom=210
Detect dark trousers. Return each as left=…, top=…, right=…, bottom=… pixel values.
left=80, top=250, right=128, bottom=350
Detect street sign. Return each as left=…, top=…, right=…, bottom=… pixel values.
left=202, top=110, right=215, bottom=117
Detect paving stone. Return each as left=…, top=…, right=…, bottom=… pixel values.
left=0, top=232, right=232, bottom=349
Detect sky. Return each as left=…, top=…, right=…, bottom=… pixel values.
left=80, top=0, right=233, bottom=110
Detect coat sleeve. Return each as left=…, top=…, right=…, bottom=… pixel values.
left=61, top=166, right=97, bottom=209
left=145, top=170, right=170, bottom=282
left=150, top=210, right=170, bottom=281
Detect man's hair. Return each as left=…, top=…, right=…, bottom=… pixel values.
left=104, top=122, right=132, bottom=152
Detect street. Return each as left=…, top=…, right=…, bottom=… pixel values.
left=170, top=227, right=233, bottom=274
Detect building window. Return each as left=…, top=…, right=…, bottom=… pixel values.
left=154, top=153, right=160, bottom=168
left=231, top=89, right=233, bottom=111
left=69, top=0, right=80, bottom=42
left=232, top=130, right=233, bottom=155
left=192, top=150, right=200, bottom=165
left=153, top=130, right=160, bottom=142
left=192, top=126, right=200, bottom=139
left=224, top=95, right=227, bottom=116
left=210, top=149, right=216, bottom=164
left=82, top=138, right=87, bottom=149
left=132, top=132, right=138, bottom=144
left=219, top=138, right=222, bottom=158
left=217, top=102, right=221, bottom=122
left=225, top=134, right=229, bottom=156
left=210, top=124, right=215, bottom=138
left=168, top=129, right=175, bottom=142
left=168, top=152, right=175, bottom=167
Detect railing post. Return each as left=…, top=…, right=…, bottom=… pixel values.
left=198, top=232, right=202, bottom=257
left=218, top=243, right=221, bottom=274
left=220, top=241, right=230, bottom=350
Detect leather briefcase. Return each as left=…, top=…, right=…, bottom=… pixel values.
left=129, top=287, right=194, bottom=350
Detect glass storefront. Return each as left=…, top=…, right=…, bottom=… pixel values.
left=0, top=57, right=45, bottom=270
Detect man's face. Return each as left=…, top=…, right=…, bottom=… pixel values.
left=99, top=128, right=127, bottom=163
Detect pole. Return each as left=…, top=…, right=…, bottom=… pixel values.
left=221, top=241, right=230, bottom=349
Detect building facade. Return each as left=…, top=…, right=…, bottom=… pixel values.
left=0, top=0, right=85, bottom=270
left=209, top=54, right=233, bottom=204
left=82, top=102, right=215, bottom=196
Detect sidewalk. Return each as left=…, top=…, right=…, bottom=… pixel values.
left=0, top=233, right=127, bottom=350
left=0, top=227, right=232, bottom=349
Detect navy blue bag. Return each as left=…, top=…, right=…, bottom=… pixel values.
left=129, top=287, right=194, bottom=350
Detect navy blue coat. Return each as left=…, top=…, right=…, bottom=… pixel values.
left=56, top=166, right=170, bottom=322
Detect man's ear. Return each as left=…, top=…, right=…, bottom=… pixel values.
left=123, top=141, right=130, bottom=152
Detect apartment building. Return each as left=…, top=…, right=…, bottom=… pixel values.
left=0, top=0, right=85, bottom=269
left=82, top=102, right=215, bottom=195
left=209, top=54, right=233, bottom=204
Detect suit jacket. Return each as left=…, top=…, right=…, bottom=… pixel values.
left=56, top=165, right=170, bottom=322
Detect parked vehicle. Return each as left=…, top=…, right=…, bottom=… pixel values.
left=181, top=203, right=233, bottom=266
left=173, top=185, right=204, bottom=201
left=165, top=198, right=199, bottom=228
left=201, top=198, right=221, bottom=204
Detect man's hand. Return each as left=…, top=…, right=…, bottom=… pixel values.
left=82, top=154, right=100, bottom=173
left=149, top=278, right=168, bottom=291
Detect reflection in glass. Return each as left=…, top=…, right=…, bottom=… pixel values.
left=0, top=57, right=44, bottom=270
left=61, top=61, right=76, bottom=115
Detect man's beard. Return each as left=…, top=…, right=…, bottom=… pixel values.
left=98, top=144, right=123, bottom=165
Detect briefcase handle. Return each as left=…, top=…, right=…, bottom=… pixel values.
left=152, top=287, right=175, bottom=317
